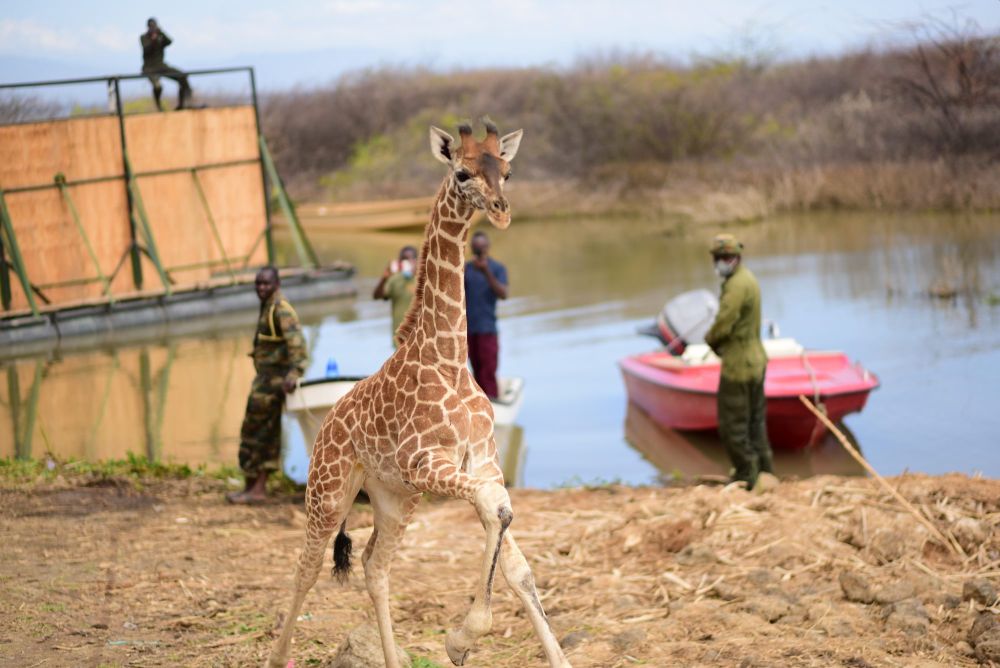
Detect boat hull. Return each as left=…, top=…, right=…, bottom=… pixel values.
left=620, top=352, right=877, bottom=450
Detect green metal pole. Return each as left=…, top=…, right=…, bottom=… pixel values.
left=126, top=158, right=173, bottom=295
left=54, top=173, right=114, bottom=302
left=112, top=78, right=144, bottom=290
left=7, top=367, right=22, bottom=458
left=190, top=170, right=237, bottom=281
left=0, top=189, right=40, bottom=316
left=258, top=135, right=319, bottom=269
left=139, top=349, right=154, bottom=460
left=0, top=226, right=11, bottom=310
left=151, top=343, right=176, bottom=462
left=85, top=353, right=119, bottom=459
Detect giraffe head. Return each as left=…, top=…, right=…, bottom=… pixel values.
left=429, top=120, right=523, bottom=229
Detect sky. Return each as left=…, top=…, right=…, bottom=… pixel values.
left=1, top=1, right=998, bottom=90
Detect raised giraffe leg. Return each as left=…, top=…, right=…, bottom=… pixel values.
left=500, top=533, right=572, bottom=667
left=400, top=449, right=512, bottom=666
left=265, top=442, right=362, bottom=668
left=361, top=479, right=422, bottom=668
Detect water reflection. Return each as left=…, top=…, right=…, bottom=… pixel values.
left=0, top=338, right=251, bottom=466
left=623, top=401, right=866, bottom=483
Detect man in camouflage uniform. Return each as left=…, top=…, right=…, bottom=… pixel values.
left=140, top=18, right=193, bottom=111
left=226, top=267, right=307, bottom=504
left=704, top=234, right=776, bottom=491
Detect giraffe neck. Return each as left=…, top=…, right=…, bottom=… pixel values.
left=399, top=177, right=474, bottom=372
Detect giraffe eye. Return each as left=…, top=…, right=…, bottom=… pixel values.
left=504, top=170, right=513, bottom=181
left=455, top=171, right=471, bottom=183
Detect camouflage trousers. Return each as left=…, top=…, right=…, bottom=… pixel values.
left=718, top=373, right=774, bottom=489
left=238, top=372, right=286, bottom=477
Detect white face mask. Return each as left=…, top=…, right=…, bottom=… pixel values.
left=714, top=258, right=737, bottom=278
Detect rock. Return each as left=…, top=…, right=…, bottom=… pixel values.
left=969, top=612, right=1000, bottom=665
left=954, top=640, right=975, bottom=657
left=329, top=624, right=409, bottom=668
left=610, top=628, right=646, bottom=653
left=977, top=638, right=1000, bottom=663
left=738, top=595, right=792, bottom=622
left=962, top=578, right=998, bottom=605
left=941, top=593, right=962, bottom=609
left=968, top=611, right=1000, bottom=645
left=559, top=630, right=591, bottom=650
left=746, top=569, right=778, bottom=586
left=711, top=582, right=741, bottom=601
left=817, top=615, right=855, bottom=637
left=874, top=581, right=916, bottom=605
left=675, top=543, right=718, bottom=566
left=751, top=472, right=780, bottom=494
left=952, top=518, right=987, bottom=551
left=884, top=598, right=930, bottom=636
left=869, top=528, right=908, bottom=563
left=840, top=571, right=875, bottom=604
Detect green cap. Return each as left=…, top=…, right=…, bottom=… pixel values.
left=709, top=233, right=743, bottom=256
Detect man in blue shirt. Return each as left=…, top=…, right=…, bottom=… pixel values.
left=464, top=231, right=508, bottom=399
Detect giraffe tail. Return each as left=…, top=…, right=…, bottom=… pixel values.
left=331, top=519, right=352, bottom=584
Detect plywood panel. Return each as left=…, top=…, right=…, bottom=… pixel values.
left=3, top=182, right=132, bottom=310
left=0, top=106, right=269, bottom=311
left=124, top=107, right=260, bottom=173
left=0, top=116, right=122, bottom=190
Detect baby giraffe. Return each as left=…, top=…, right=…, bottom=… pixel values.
left=265, top=120, right=572, bottom=668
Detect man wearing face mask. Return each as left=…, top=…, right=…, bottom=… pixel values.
left=465, top=230, right=508, bottom=399
left=704, top=234, right=775, bottom=491
left=374, top=245, right=418, bottom=348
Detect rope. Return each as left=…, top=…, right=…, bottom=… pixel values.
left=800, top=351, right=827, bottom=446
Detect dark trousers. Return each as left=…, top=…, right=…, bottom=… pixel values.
left=238, top=372, right=285, bottom=477
left=468, top=333, right=499, bottom=399
left=143, top=64, right=191, bottom=110
left=717, top=374, right=774, bottom=488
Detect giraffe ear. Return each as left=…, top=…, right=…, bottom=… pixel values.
left=429, top=126, right=455, bottom=165
left=499, top=129, right=523, bottom=162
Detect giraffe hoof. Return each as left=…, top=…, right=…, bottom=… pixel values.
left=445, top=631, right=471, bottom=666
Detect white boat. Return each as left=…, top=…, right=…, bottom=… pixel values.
left=285, top=375, right=526, bottom=484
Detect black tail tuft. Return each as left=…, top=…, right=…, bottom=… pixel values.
left=332, top=520, right=352, bottom=584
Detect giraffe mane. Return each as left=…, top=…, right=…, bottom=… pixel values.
left=393, top=178, right=447, bottom=347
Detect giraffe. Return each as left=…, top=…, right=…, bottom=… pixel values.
left=265, top=120, right=572, bottom=668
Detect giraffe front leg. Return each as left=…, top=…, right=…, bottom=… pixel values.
left=445, top=480, right=512, bottom=666
left=500, top=533, right=573, bottom=668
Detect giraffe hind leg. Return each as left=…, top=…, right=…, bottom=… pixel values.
left=362, top=479, right=422, bottom=668
left=265, top=469, right=362, bottom=668
left=501, top=533, right=573, bottom=668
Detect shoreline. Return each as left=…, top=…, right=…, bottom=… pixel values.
left=2, top=466, right=998, bottom=666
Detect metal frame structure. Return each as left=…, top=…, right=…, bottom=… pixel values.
left=0, top=67, right=316, bottom=317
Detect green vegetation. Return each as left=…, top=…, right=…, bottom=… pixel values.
left=410, top=657, right=446, bottom=668
left=0, top=452, right=235, bottom=482
left=261, top=21, right=1000, bottom=217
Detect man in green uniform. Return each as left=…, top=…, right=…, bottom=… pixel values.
left=704, top=234, right=775, bottom=490
left=140, top=18, right=193, bottom=111
left=227, top=267, right=307, bottom=504
left=373, top=245, right=418, bottom=348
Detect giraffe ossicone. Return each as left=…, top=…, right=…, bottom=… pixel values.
left=265, top=120, right=573, bottom=668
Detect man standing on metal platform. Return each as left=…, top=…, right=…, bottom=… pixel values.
left=140, top=18, right=193, bottom=111
left=227, top=267, right=307, bottom=504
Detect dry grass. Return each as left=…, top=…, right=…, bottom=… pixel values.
left=1, top=473, right=998, bottom=667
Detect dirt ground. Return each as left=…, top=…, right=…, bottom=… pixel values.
left=1, top=472, right=999, bottom=667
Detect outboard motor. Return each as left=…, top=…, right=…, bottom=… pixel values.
left=640, top=289, right=719, bottom=355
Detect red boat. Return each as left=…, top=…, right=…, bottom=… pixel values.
left=619, top=338, right=880, bottom=449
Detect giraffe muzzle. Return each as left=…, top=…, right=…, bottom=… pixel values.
left=486, top=197, right=511, bottom=228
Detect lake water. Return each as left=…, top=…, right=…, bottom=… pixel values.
left=2, top=212, right=998, bottom=487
